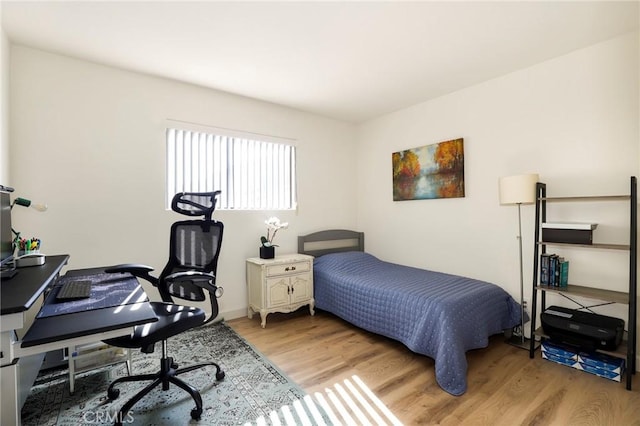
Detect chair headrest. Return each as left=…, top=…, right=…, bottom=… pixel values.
left=171, top=191, right=221, bottom=220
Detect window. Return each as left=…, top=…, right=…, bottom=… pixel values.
left=166, top=127, right=297, bottom=210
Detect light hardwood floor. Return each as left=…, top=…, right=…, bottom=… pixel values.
left=228, top=310, right=640, bottom=426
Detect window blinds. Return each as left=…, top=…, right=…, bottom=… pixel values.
left=167, top=128, right=297, bottom=210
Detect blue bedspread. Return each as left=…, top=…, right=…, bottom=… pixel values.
left=313, top=251, right=521, bottom=395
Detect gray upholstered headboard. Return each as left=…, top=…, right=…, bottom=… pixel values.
left=297, top=229, right=365, bottom=257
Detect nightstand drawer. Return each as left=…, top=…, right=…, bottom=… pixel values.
left=266, top=261, right=310, bottom=276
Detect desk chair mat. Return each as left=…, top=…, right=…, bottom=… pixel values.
left=37, top=272, right=146, bottom=318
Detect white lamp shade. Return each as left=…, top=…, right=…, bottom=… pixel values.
left=499, top=173, right=539, bottom=205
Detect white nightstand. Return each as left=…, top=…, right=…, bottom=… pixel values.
left=246, top=254, right=315, bottom=328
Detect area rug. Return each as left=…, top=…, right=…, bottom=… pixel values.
left=21, top=321, right=313, bottom=425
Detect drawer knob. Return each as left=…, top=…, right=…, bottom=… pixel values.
left=285, top=266, right=296, bottom=271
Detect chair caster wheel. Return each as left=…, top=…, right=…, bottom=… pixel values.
left=191, top=407, right=202, bottom=420
left=216, top=370, right=225, bottom=381
left=108, top=388, right=120, bottom=400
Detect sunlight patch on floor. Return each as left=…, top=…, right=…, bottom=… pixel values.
left=246, top=375, right=403, bottom=426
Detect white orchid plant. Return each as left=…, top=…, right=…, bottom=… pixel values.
left=261, top=217, right=289, bottom=247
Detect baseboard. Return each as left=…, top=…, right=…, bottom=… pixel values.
left=219, top=308, right=248, bottom=321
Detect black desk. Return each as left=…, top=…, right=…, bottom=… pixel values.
left=1, top=255, right=69, bottom=425
left=23, top=266, right=153, bottom=347
left=0, top=258, right=157, bottom=425
left=0, top=254, right=69, bottom=315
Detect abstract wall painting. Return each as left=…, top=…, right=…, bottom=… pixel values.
left=392, top=138, right=465, bottom=201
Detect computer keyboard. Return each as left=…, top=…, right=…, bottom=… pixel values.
left=56, top=280, right=92, bottom=300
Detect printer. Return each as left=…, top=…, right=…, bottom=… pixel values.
left=541, top=306, right=624, bottom=351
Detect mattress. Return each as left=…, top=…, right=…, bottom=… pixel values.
left=313, top=251, right=521, bottom=395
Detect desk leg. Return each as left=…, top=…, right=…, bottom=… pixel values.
left=1, top=327, right=20, bottom=426
left=68, top=346, right=76, bottom=395
left=1, top=362, right=20, bottom=426
left=1, top=327, right=46, bottom=426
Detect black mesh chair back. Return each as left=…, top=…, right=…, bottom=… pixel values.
left=158, top=220, right=223, bottom=304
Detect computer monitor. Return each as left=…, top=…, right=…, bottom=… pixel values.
left=1, top=189, right=14, bottom=268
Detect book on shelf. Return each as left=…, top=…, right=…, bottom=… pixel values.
left=559, top=260, right=569, bottom=288
left=549, top=254, right=559, bottom=286
left=554, top=256, right=564, bottom=287
left=539, top=253, right=569, bottom=288
left=541, top=253, right=550, bottom=285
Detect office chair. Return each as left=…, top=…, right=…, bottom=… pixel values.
left=102, top=191, right=225, bottom=424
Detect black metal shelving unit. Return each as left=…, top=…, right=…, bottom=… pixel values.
left=529, top=176, right=637, bottom=390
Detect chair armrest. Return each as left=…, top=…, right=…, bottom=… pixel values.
left=165, top=270, right=214, bottom=281
left=105, top=264, right=159, bottom=286
left=165, top=271, right=224, bottom=298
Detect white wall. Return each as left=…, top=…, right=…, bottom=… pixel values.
left=357, top=32, right=639, bottom=345
left=9, top=46, right=357, bottom=318
left=0, top=25, right=9, bottom=184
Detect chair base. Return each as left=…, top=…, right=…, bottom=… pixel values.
left=107, top=344, right=224, bottom=426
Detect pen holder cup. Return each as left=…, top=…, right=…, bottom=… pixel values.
left=18, top=249, right=40, bottom=257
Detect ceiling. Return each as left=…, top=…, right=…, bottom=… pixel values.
left=1, top=1, right=638, bottom=123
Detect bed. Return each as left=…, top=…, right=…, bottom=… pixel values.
left=298, top=229, right=521, bottom=396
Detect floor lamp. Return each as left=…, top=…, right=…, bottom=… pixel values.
left=499, top=173, right=539, bottom=350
